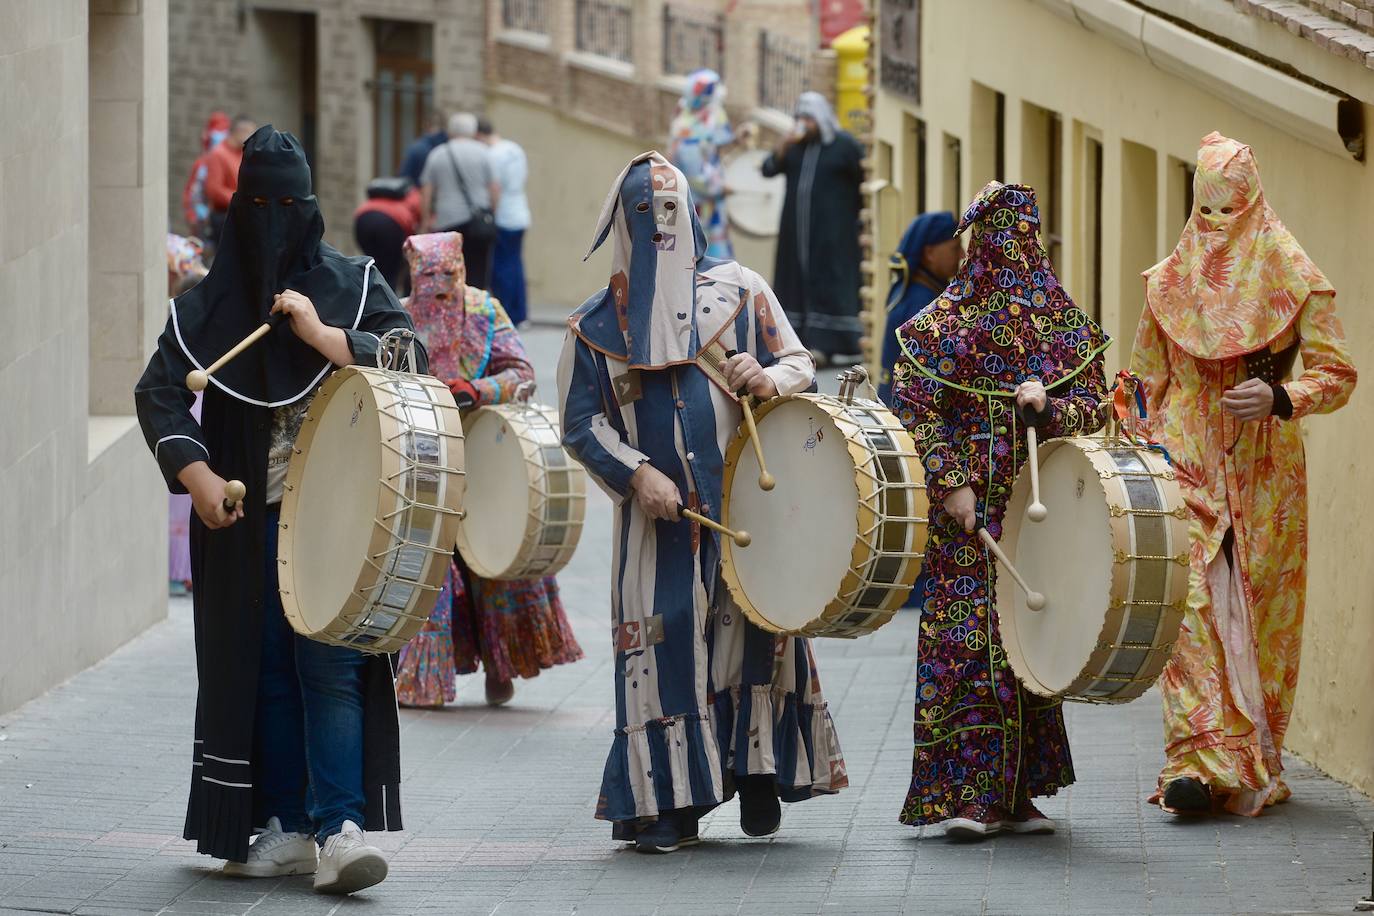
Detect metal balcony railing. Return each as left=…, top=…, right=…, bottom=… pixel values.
left=575, top=0, right=633, bottom=64
left=662, top=4, right=724, bottom=77
left=758, top=29, right=810, bottom=114
left=501, top=0, right=551, bottom=34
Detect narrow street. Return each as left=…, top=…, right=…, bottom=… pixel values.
left=0, top=327, right=1370, bottom=916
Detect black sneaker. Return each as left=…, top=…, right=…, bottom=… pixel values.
left=738, top=775, right=781, bottom=837
left=1162, top=777, right=1211, bottom=814
left=634, top=811, right=700, bottom=854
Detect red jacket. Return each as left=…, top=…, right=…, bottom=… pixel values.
left=353, top=188, right=423, bottom=235
left=205, top=142, right=243, bottom=212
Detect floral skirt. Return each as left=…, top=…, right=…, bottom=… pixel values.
left=395, top=555, right=584, bottom=707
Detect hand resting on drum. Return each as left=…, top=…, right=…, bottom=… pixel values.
left=944, top=486, right=978, bottom=534
left=723, top=352, right=779, bottom=399
left=631, top=463, right=683, bottom=521
left=177, top=461, right=245, bottom=529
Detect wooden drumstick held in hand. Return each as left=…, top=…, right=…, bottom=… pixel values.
left=738, top=397, right=775, bottom=491
left=1025, top=425, right=1047, bottom=522
left=978, top=528, right=1046, bottom=611
left=678, top=505, right=752, bottom=548
left=725, top=349, right=775, bottom=491
left=222, top=479, right=246, bottom=514
left=186, top=314, right=284, bottom=391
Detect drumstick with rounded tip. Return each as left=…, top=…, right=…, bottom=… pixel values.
left=678, top=505, right=751, bottom=548
left=978, top=528, right=1046, bottom=611
left=1025, top=425, right=1048, bottom=522
left=222, top=479, right=246, bottom=513
left=186, top=314, right=283, bottom=391
left=738, top=397, right=776, bottom=491
left=724, top=349, right=775, bottom=491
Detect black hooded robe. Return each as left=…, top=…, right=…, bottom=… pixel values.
left=762, top=130, right=865, bottom=357
left=134, top=127, right=426, bottom=862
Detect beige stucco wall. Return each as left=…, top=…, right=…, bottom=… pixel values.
left=0, top=0, right=168, bottom=714
left=869, top=0, right=1374, bottom=794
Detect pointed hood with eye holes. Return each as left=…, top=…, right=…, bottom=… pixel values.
left=1143, top=132, right=1331, bottom=360
left=170, top=125, right=393, bottom=406
left=569, top=151, right=746, bottom=374
left=402, top=231, right=469, bottom=384
left=896, top=180, right=1108, bottom=396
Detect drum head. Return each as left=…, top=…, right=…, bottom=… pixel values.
left=459, top=407, right=530, bottom=577
left=725, top=399, right=858, bottom=631
left=285, top=370, right=384, bottom=636
left=724, top=150, right=786, bottom=237
left=999, top=441, right=1115, bottom=697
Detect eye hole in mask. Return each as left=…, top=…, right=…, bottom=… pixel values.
left=252, top=196, right=269, bottom=208
left=635, top=202, right=650, bottom=213
left=279, top=197, right=295, bottom=207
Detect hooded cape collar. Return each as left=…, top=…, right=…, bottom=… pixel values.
left=896, top=181, right=1109, bottom=396
left=170, top=125, right=377, bottom=407
left=1143, top=132, right=1330, bottom=360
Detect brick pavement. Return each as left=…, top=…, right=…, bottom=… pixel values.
left=2, top=327, right=1372, bottom=916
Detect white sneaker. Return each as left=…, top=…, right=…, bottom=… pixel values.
left=222, top=816, right=317, bottom=877
left=314, top=820, right=388, bottom=895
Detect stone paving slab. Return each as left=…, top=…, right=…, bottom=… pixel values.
left=2, top=327, right=1373, bottom=915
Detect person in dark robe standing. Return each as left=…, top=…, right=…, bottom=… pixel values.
left=135, top=126, right=425, bottom=895
left=763, top=91, right=865, bottom=364
left=878, top=211, right=960, bottom=404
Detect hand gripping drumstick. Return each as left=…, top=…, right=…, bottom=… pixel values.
left=978, top=528, right=1046, bottom=611
left=678, top=504, right=752, bottom=548
left=186, top=313, right=285, bottom=392
left=222, top=479, right=246, bottom=514
left=725, top=349, right=775, bottom=491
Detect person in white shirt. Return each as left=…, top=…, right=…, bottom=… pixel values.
left=477, top=118, right=531, bottom=325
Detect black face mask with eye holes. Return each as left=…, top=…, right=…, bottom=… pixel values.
left=169, top=126, right=401, bottom=405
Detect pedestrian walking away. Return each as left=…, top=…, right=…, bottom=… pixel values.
left=763, top=92, right=865, bottom=365
left=353, top=178, right=422, bottom=292
left=134, top=126, right=424, bottom=896
left=394, top=231, right=583, bottom=709
left=890, top=180, right=1111, bottom=841
left=1131, top=132, right=1357, bottom=818
left=557, top=152, right=847, bottom=856
left=420, top=112, right=499, bottom=290
left=478, top=118, right=532, bottom=325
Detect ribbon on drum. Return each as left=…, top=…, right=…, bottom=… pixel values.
left=1110, top=369, right=1172, bottom=464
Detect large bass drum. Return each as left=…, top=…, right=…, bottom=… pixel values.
left=455, top=400, right=586, bottom=580
left=278, top=348, right=465, bottom=654
left=720, top=382, right=928, bottom=638
left=995, top=436, right=1188, bottom=703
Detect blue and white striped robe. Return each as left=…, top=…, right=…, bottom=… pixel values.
left=558, top=258, right=849, bottom=824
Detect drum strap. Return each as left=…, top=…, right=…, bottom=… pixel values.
left=463, top=293, right=497, bottom=381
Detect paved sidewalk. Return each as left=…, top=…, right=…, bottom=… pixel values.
left=2, top=327, right=1372, bottom=916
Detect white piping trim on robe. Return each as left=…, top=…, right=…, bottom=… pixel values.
left=168, top=259, right=374, bottom=408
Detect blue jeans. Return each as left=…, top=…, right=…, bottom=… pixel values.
left=490, top=228, right=527, bottom=325
left=255, top=508, right=367, bottom=842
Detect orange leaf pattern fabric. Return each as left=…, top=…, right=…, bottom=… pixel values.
left=1130, top=134, right=1356, bottom=815
left=1143, top=132, right=1331, bottom=360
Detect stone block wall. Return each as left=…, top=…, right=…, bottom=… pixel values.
left=0, top=0, right=168, bottom=714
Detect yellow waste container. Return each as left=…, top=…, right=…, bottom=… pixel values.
left=832, top=25, right=871, bottom=135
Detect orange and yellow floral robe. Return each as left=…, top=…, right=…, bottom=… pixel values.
left=1130, top=292, right=1356, bottom=814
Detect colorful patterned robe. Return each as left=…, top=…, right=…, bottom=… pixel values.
left=1131, top=295, right=1355, bottom=813
left=395, top=239, right=583, bottom=706
left=557, top=259, right=848, bottom=826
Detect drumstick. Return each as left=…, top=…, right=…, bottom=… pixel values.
left=978, top=528, right=1046, bottom=611
left=678, top=505, right=752, bottom=548
left=725, top=349, right=775, bottom=491
left=738, top=397, right=776, bottom=491
left=1025, top=425, right=1047, bottom=522
left=222, top=479, right=246, bottom=514
left=186, top=314, right=284, bottom=391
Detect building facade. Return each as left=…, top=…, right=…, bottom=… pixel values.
left=167, top=0, right=487, bottom=250
left=0, top=0, right=169, bottom=713
left=866, top=0, right=1374, bottom=793
left=485, top=0, right=849, bottom=312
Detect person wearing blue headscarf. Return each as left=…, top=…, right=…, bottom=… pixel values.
left=878, top=211, right=961, bottom=403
